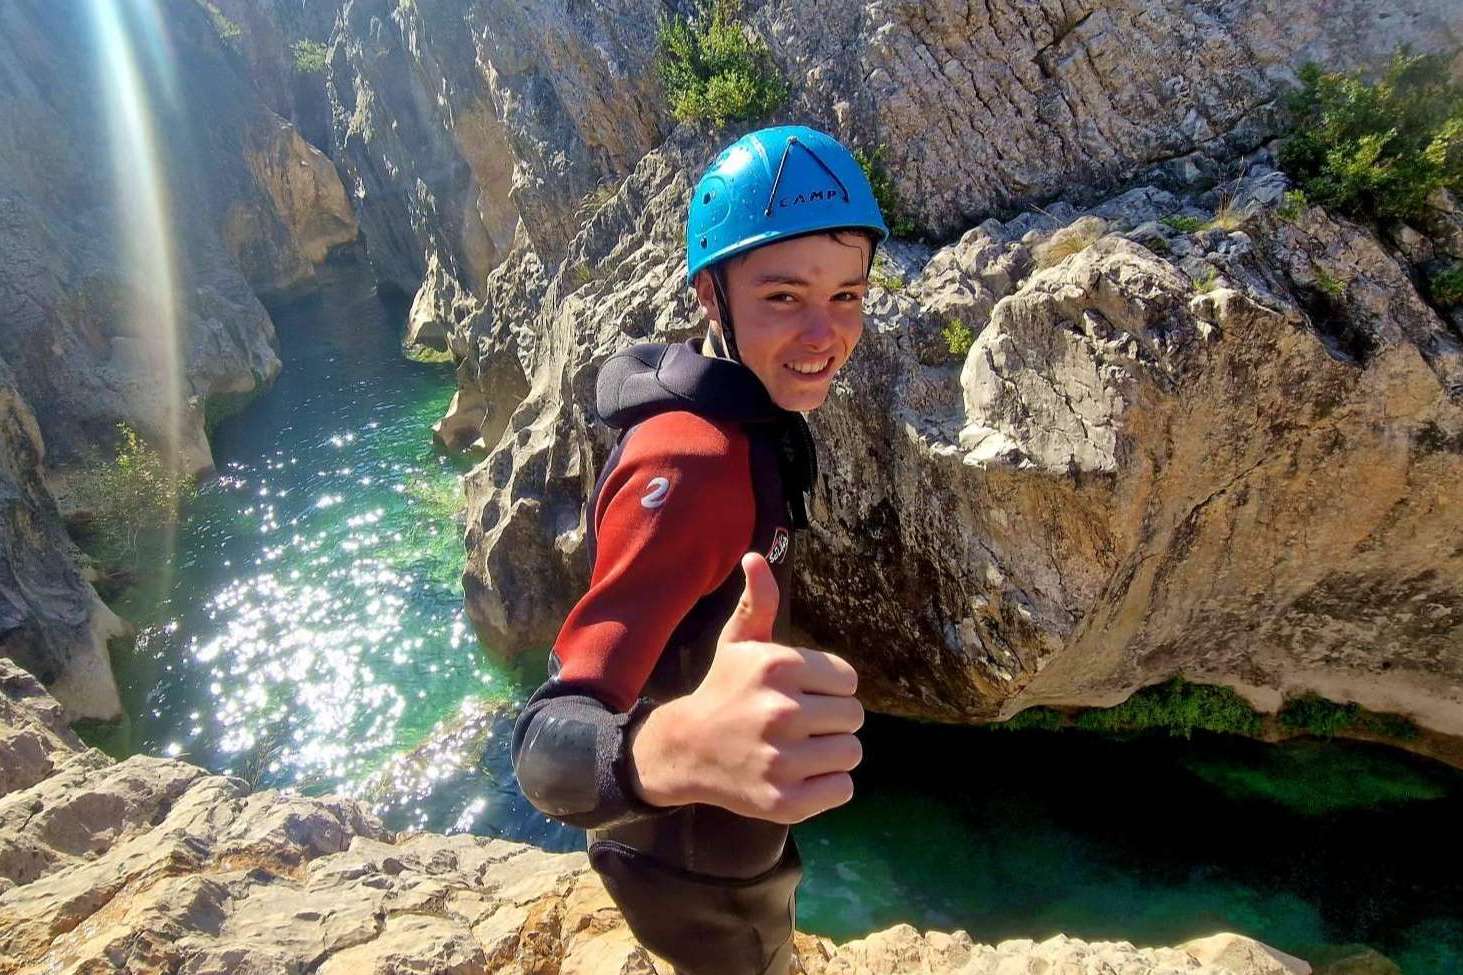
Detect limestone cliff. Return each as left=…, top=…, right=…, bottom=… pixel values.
left=317, top=0, right=1463, bottom=748
left=0, top=366, right=127, bottom=723
left=327, top=0, right=666, bottom=299
left=0, top=0, right=356, bottom=714
left=0, top=656, right=1314, bottom=975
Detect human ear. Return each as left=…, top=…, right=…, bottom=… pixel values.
left=692, top=269, right=721, bottom=326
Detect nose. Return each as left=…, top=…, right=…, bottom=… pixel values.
left=798, top=305, right=837, bottom=349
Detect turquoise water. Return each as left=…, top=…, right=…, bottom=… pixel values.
left=90, top=259, right=560, bottom=844
left=796, top=718, right=1463, bottom=972
left=86, top=260, right=1463, bottom=972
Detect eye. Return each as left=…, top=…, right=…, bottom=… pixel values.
left=765, top=292, right=797, bottom=304
left=834, top=290, right=865, bottom=302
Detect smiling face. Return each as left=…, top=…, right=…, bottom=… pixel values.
left=694, top=231, right=872, bottom=412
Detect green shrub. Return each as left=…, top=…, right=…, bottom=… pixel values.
left=1141, top=236, right=1171, bottom=256
left=1072, top=677, right=1263, bottom=739
left=942, top=318, right=974, bottom=359
left=1314, top=265, right=1348, bottom=300
left=1161, top=214, right=1206, bottom=233
left=1279, top=692, right=1419, bottom=741
left=196, top=1, right=243, bottom=48
left=292, top=39, right=328, bottom=75
left=656, top=0, right=787, bottom=127
left=1192, top=266, right=1219, bottom=294
left=1277, top=48, right=1463, bottom=222
left=70, top=423, right=197, bottom=556
left=1277, top=188, right=1309, bottom=221
left=1427, top=262, right=1463, bottom=305
left=853, top=146, right=919, bottom=239
left=868, top=267, right=904, bottom=291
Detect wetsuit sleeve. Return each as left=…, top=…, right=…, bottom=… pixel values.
left=512, top=412, right=755, bottom=829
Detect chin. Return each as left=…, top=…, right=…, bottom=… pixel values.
left=775, top=384, right=832, bottom=413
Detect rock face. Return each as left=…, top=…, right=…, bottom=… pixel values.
left=348, top=0, right=1463, bottom=746
left=0, top=1, right=355, bottom=709
left=326, top=0, right=666, bottom=310
left=209, top=0, right=340, bottom=152
left=775, top=0, right=1460, bottom=240
left=0, top=656, right=1311, bottom=975
left=0, top=366, right=126, bottom=722
left=0, top=0, right=356, bottom=477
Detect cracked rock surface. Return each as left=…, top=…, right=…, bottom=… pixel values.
left=0, top=657, right=1309, bottom=974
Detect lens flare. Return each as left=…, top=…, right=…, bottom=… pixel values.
left=88, top=0, right=185, bottom=580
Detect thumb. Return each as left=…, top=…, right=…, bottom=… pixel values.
left=719, top=552, right=780, bottom=646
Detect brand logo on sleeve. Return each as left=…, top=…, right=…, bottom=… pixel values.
left=767, top=527, right=789, bottom=565
left=641, top=477, right=671, bottom=509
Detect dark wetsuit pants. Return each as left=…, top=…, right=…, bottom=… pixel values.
left=588, top=804, right=802, bottom=975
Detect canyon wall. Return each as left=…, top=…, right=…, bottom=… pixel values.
left=0, top=0, right=357, bottom=715
left=317, top=0, right=1463, bottom=741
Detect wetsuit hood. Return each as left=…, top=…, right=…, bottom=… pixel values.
left=595, top=338, right=818, bottom=527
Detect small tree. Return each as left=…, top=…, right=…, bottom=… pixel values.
left=1278, top=48, right=1463, bottom=222
left=292, top=40, right=329, bottom=75
left=656, top=0, right=788, bottom=127
left=71, top=423, right=197, bottom=557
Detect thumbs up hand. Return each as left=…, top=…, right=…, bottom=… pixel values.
left=628, top=553, right=865, bottom=824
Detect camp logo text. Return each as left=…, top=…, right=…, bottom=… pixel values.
left=778, top=187, right=841, bottom=208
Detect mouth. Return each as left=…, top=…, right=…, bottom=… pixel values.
left=783, top=355, right=835, bottom=381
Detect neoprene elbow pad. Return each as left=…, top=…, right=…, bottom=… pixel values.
left=512, top=693, right=671, bottom=830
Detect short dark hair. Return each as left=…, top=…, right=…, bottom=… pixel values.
left=722, top=227, right=879, bottom=274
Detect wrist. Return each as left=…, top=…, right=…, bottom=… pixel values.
left=627, top=698, right=696, bottom=808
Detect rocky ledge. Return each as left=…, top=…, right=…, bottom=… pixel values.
left=0, top=657, right=1320, bottom=975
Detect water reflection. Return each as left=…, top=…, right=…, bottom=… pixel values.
left=99, top=261, right=570, bottom=851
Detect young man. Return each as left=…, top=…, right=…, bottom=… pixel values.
left=511, top=125, right=889, bottom=975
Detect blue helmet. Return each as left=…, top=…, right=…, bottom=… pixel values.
left=686, top=125, right=890, bottom=282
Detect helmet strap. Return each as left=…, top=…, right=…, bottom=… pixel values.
left=709, top=265, right=741, bottom=363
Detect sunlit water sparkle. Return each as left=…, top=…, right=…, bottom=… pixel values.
left=89, top=260, right=563, bottom=845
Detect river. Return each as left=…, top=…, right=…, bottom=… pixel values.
left=83, top=260, right=1463, bottom=973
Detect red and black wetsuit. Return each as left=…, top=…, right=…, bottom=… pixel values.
left=511, top=338, right=816, bottom=975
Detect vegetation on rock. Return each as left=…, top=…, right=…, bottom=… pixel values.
left=656, top=0, right=787, bottom=128
left=989, top=682, right=1423, bottom=747
left=1161, top=214, right=1206, bottom=233
left=853, top=146, right=920, bottom=239
left=69, top=423, right=197, bottom=557
left=1071, top=678, right=1264, bottom=739
left=195, top=0, right=243, bottom=51
left=1032, top=216, right=1107, bottom=269
left=942, top=318, right=975, bottom=360
left=1278, top=692, right=1420, bottom=741
left=1427, top=261, right=1463, bottom=306
left=1314, top=265, right=1349, bottom=300
left=291, top=40, right=328, bottom=75
left=1277, top=188, right=1309, bottom=222
left=1278, top=48, right=1463, bottom=222
left=989, top=679, right=1263, bottom=738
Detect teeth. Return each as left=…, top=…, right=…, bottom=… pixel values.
left=787, top=357, right=833, bottom=375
